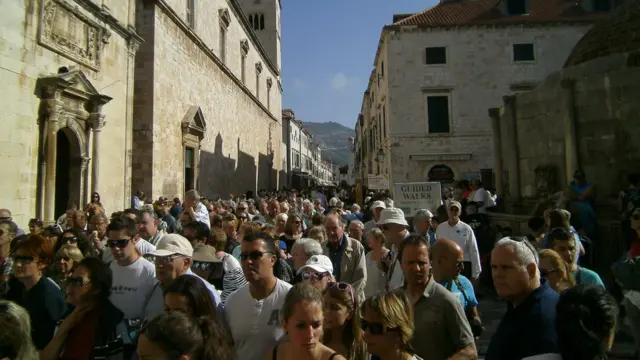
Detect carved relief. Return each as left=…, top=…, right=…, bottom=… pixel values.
left=534, top=164, right=560, bottom=197
left=38, top=0, right=110, bottom=71
left=255, top=62, right=263, bottom=74
left=266, top=78, right=273, bottom=89
left=219, top=8, right=231, bottom=28
left=240, top=39, right=249, bottom=55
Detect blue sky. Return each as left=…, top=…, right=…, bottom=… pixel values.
left=281, top=0, right=436, bottom=129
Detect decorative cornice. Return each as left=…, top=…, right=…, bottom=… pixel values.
left=240, top=39, right=249, bottom=55
left=219, top=8, right=231, bottom=28
left=255, top=62, right=263, bottom=74
left=266, top=78, right=273, bottom=89
left=68, top=0, right=143, bottom=44
left=386, top=20, right=602, bottom=32
left=152, top=0, right=279, bottom=123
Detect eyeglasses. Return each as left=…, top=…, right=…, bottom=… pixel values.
left=65, top=276, right=91, bottom=287
left=11, top=255, right=35, bottom=264
left=191, top=261, right=215, bottom=271
left=360, top=319, right=398, bottom=335
left=240, top=250, right=272, bottom=261
left=378, top=224, right=389, bottom=231
left=107, top=239, right=130, bottom=248
left=148, top=255, right=183, bottom=265
left=62, top=237, right=78, bottom=244
left=326, top=282, right=355, bottom=305
left=301, top=272, right=330, bottom=281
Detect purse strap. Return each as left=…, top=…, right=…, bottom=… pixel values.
left=453, top=277, right=472, bottom=310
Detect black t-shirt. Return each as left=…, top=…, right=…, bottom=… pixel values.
left=7, top=276, right=67, bottom=349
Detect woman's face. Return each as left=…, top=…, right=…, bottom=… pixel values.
left=361, top=307, right=398, bottom=356
left=61, top=233, right=79, bottom=248
left=291, top=246, right=308, bottom=270
left=283, top=300, right=323, bottom=352
left=291, top=217, right=302, bottom=235
left=92, top=193, right=100, bottom=203
left=539, top=257, right=564, bottom=291
left=57, top=254, right=75, bottom=275
left=65, top=266, right=93, bottom=306
left=164, top=293, right=192, bottom=315
left=323, top=292, right=351, bottom=329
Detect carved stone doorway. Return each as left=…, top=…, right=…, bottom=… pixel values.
left=54, top=128, right=82, bottom=218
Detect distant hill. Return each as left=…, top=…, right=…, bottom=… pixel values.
left=303, top=121, right=354, bottom=165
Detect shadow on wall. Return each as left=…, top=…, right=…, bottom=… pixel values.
left=197, top=133, right=276, bottom=197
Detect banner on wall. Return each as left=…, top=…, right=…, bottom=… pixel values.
left=393, top=182, right=442, bottom=216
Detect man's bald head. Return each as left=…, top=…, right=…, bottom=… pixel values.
left=432, top=238, right=463, bottom=259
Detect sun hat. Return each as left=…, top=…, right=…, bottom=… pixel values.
left=192, top=245, right=221, bottom=263
left=151, top=234, right=194, bottom=257
left=376, top=208, right=409, bottom=227
left=298, top=255, right=333, bottom=275
left=448, top=200, right=462, bottom=210
left=370, top=200, right=386, bottom=211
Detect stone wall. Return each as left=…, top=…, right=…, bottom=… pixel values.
left=501, top=51, right=640, bottom=202
left=385, top=24, right=592, bottom=186
left=132, top=0, right=282, bottom=199
left=0, top=0, right=137, bottom=226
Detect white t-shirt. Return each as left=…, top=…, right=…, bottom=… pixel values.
left=109, top=257, right=158, bottom=319
left=225, top=279, right=292, bottom=360
left=364, top=252, right=386, bottom=298
left=435, top=220, right=482, bottom=279
left=471, top=188, right=490, bottom=214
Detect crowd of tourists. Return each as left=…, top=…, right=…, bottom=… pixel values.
left=0, top=180, right=638, bottom=360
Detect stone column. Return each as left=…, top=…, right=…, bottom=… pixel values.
left=124, top=37, right=140, bottom=208
left=501, top=95, right=521, bottom=199
left=561, top=79, right=579, bottom=183
left=81, top=156, right=91, bottom=206
left=489, top=107, right=503, bottom=195
left=44, top=112, right=61, bottom=225
left=90, top=114, right=106, bottom=194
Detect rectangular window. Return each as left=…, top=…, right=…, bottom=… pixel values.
left=506, top=0, right=527, bottom=15
left=427, top=96, right=450, bottom=133
left=267, top=86, right=271, bottom=111
left=184, top=147, right=195, bottom=191
left=513, top=43, right=535, bottom=62
left=186, top=0, right=195, bottom=28
left=425, top=47, right=447, bottom=65
left=219, top=25, right=227, bottom=63
left=241, top=56, right=246, bottom=83
left=256, top=74, right=260, bottom=99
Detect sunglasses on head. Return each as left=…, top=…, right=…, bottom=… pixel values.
left=301, top=272, right=330, bottom=281
left=240, top=250, right=272, bottom=261
left=360, top=319, right=398, bottom=335
left=326, top=281, right=355, bottom=304
left=11, top=255, right=35, bottom=264
left=107, top=239, right=130, bottom=248
left=62, top=237, right=78, bottom=244
left=65, top=276, right=90, bottom=287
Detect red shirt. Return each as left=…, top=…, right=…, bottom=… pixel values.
left=629, top=231, right=640, bottom=259
left=60, top=309, right=100, bottom=360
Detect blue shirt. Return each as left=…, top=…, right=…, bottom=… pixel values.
left=438, top=275, right=479, bottom=309
left=573, top=266, right=605, bottom=287
left=485, top=280, right=559, bottom=360
left=328, top=234, right=345, bottom=281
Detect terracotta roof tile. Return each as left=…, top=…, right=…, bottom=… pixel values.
left=392, top=0, right=608, bottom=27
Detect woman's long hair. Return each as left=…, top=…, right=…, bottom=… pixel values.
left=557, top=284, right=618, bottom=360
left=163, top=275, right=217, bottom=320
left=323, top=284, right=367, bottom=360
left=538, top=249, right=575, bottom=292
left=140, top=310, right=234, bottom=360
left=0, top=300, right=39, bottom=360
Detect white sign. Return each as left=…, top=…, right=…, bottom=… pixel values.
left=368, top=174, right=390, bottom=190
left=394, top=182, right=442, bottom=216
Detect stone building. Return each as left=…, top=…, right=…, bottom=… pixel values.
left=1, top=0, right=141, bottom=225
left=354, top=0, right=615, bottom=193
left=132, top=0, right=283, bottom=199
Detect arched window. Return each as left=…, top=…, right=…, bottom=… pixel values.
left=259, top=14, right=265, bottom=30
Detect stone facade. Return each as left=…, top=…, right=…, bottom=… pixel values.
left=132, top=0, right=283, bottom=199
left=0, top=0, right=140, bottom=226
left=359, top=24, right=594, bottom=192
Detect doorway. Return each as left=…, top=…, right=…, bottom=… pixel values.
left=54, top=128, right=82, bottom=219
left=184, top=147, right=195, bottom=192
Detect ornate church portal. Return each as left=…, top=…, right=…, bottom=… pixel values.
left=35, top=69, right=112, bottom=222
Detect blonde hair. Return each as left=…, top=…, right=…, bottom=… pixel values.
left=0, top=301, right=38, bottom=360
left=539, top=249, right=576, bottom=292
left=307, top=226, right=327, bottom=245
left=361, top=290, right=414, bottom=351
left=274, top=213, right=288, bottom=225
left=368, top=227, right=386, bottom=246
left=56, top=244, right=84, bottom=263
left=323, top=284, right=367, bottom=360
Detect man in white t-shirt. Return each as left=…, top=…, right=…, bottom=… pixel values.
left=144, top=234, right=224, bottom=320
left=435, top=201, right=481, bottom=283
left=470, top=179, right=490, bottom=214
left=225, top=231, right=292, bottom=360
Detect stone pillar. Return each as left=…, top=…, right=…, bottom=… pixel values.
left=489, top=107, right=503, bottom=195
left=124, top=37, right=140, bottom=208
left=90, top=114, right=106, bottom=194
left=44, top=113, right=61, bottom=225
left=561, top=79, right=579, bottom=182
left=81, top=156, right=91, bottom=206
left=502, top=95, right=521, bottom=199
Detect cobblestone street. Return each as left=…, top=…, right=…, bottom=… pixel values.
left=476, top=292, right=638, bottom=359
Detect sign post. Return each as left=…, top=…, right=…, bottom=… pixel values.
left=393, top=182, right=442, bottom=217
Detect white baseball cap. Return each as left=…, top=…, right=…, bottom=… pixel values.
left=298, top=255, right=333, bottom=275
left=370, top=200, right=386, bottom=211
left=376, top=207, right=409, bottom=227
left=151, top=234, right=194, bottom=257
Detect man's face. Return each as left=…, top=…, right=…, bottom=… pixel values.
left=436, top=249, right=463, bottom=281
left=180, top=212, right=191, bottom=227
left=90, top=216, right=108, bottom=237
left=552, top=239, right=576, bottom=265
left=240, top=239, right=275, bottom=283
left=182, top=227, right=198, bottom=246
left=373, top=207, right=383, bottom=221
left=154, top=254, right=190, bottom=285
left=107, top=230, right=136, bottom=261
left=348, top=223, right=363, bottom=240
left=268, top=201, right=279, bottom=217
left=491, top=245, right=532, bottom=302
left=447, top=206, right=461, bottom=221
left=325, top=216, right=344, bottom=244
left=415, top=217, right=431, bottom=233
left=401, top=244, right=430, bottom=285
left=139, top=213, right=157, bottom=239
left=380, top=223, right=404, bottom=245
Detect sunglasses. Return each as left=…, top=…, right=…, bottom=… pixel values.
left=58, top=256, right=72, bottom=262
left=240, top=250, right=272, bottom=261
left=191, top=261, right=215, bottom=271
left=301, top=272, right=330, bottom=281
left=378, top=224, right=389, bottom=231
left=107, top=239, right=130, bottom=248
left=539, top=268, right=559, bottom=278
left=360, top=319, right=398, bottom=335
left=62, top=237, right=78, bottom=244
left=148, top=255, right=183, bottom=265
left=11, top=255, right=35, bottom=264
left=326, top=282, right=355, bottom=305
left=65, top=276, right=91, bottom=287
